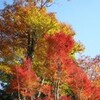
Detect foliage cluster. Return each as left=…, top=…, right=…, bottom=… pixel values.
left=0, top=0, right=100, bottom=100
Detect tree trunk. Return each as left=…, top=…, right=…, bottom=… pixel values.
left=54, top=59, right=61, bottom=100
left=54, top=80, right=60, bottom=100
left=37, top=78, right=45, bottom=98
left=27, top=32, right=36, bottom=60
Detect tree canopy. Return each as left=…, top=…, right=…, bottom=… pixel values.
left=0, top=0, right=100, bottom=100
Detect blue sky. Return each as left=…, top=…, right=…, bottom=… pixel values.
left=0, top=0, right=100, bottom=57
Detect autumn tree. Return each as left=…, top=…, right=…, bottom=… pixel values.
left=32, top=32, right=91, bottom=100
left=8, top=59, right=39, bottom=100
left=77, top=55, right=100, bottom=100
left=77, top=55, right=100, bottom=84
left=43, top=32, right=75, bottom=100
left=0, top=0, right=59, bottom=91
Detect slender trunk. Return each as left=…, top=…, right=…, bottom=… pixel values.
left=54, top=80, right=60, bottom=100
left=57, top=81, right=60, bottom=100
left=27, top=32, right=36, bottom=60
left=26, top=32, right=36, bottom=99
left=27, top=32, right=31, bottom=59
left=37, top=78, right=45, bottom=98
left=54, top=59, right=61, bottom=100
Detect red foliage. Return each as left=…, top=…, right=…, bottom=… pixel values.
left=45, top=32, right=94, bottom=99
left=44, top=32, right=75, bottom=75
left=89, top=86, right=100, bottom=100
left=8, top=32, right=100, bottom=99
left=40, top=84, right=52, bottom=96
left=65, top=61, right=92, bottom=98
left=9, top=59, right=39, bottom=97
left=45, top=32, right=74, bottom=62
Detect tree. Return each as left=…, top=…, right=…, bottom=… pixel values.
left=77, top=55, right=100, bottom=84
left=77, top=55, right=100, bottom=100
left=32, top=32, right=93, bottom=100
left=44, top=32, right=75, bottom=100
left=8, top=59, right=39, bottom=100
left=0, top=0, right=59, bottom=88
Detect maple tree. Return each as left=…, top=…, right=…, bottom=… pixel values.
left=43, top=32, right=75, bottom=100
left=8, top=59, right=39, bottom=100
left=32, top=32, right=94, bottom=100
